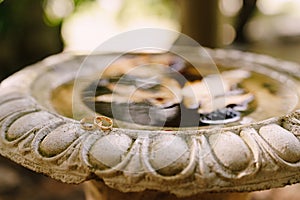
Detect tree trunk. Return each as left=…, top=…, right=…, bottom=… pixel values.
left=180, top=0, right=220, bottom=48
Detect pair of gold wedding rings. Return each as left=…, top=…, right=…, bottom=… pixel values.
left=80, top=116, right=113, bottom=131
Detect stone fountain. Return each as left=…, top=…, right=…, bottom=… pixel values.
left=0, top=46, right=299, bottom=200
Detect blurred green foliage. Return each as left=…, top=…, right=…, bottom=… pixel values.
left=43, top=0, right=95, bottom=26
left=118, top=0, right=178, bottom=22
left=0, top=0, right=177, bottom=80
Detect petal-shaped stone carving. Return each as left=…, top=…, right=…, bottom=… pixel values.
left=39, top=123, right=84, bottom=157
left=89, top=134, right=133, bottom=170
left=0, top=99, right=36, bottom=121
left=209, top=132, right=252, bottom=171
left=149, top=135, right=189, bottom=176
left=259, top=124, right=300, bottom=163
left=6, top=111, right=55, bottom=141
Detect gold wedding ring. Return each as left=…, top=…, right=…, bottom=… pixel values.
left=80, top=116, right=113, bottom=131
left=94, top=116, right=113, bottom=131
left=80, top=117, right=96, bottom=131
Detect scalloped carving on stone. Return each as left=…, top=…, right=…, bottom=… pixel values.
left=89, top=133, right=133, bottom=170
left=259, top=124, right=300, bottom=163
left=149, top=135, right=190, bottom=176
left=209, top=132, right=252, bottom=172
left=282, top=110, right=300, bottom=136
left=7, top=111, right=56, bottom=141
left=0, top=49, right=299, bottom=197
left=39, top=123, right=85, bottom=157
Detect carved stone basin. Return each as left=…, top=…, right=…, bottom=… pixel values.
left=0, top=47, right=299, bottom=200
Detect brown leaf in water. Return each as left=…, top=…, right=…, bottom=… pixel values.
left=182, top=70, right=253, bottom=113
left=95, top=77, right=182, bottom=108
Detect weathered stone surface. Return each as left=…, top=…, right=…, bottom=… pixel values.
left=6, top=111, right=55, bottom=141
left=89, top=134, right=132, bottom=169
left=39, top=123, right=83, bottom=157
left=0, top=99, right=36, bottom=120
left=259, top=124, right=300, bottom=163
left=149, top=135, right=189, bottom=176
left=209, top=132, right=252, bottom=171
